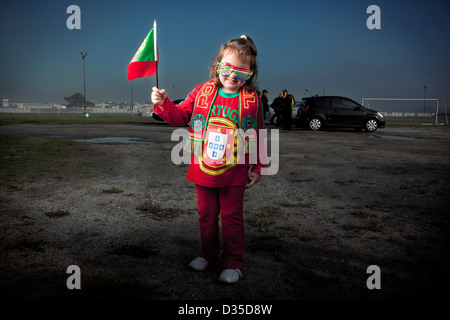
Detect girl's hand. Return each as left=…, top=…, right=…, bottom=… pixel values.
left=246, top=172, right=261, bottom=189
left=151, top=87, right=167, bottom=105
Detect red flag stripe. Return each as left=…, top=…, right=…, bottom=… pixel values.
left=127, top=61, right=158, bottom=81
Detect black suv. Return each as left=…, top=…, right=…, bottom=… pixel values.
left=295, top=96, right=385, bottom=132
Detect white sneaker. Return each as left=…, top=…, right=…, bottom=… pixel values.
left=219, top=269, right=242, bottom=284
left=188, top=257, right=209, bottom=271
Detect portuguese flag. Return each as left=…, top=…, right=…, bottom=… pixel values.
left=127, top=21, right=158, bottom=81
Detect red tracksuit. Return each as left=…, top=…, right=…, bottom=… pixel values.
left=154, top=84, right=265, bottom=270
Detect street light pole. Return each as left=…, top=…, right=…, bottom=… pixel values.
left=130, top=80, right=134, bottom=116
left=81, top=52, right=88, bottom=118
left=423, top=85, right=427, bottom=114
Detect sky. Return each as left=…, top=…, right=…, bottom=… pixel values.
left=0, top=0, right=449, bottom=112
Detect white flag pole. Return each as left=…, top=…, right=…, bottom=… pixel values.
left=154, top=20, right=159, bottom=88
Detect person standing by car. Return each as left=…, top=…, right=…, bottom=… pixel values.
left=270, top=92, right=284, bottom=127
left=282, top=89, right=295, bottom=130
left=261, top=90, right=269, bottom=121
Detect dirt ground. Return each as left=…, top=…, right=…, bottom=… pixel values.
left=0, top=122, right=449, bottom=302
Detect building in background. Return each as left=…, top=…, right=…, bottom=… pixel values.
left=1, top=98, right=9, bottom=107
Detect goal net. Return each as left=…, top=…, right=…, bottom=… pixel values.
left=361, top=98, right=447, bottom=125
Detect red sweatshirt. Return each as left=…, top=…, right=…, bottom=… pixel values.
left=154, top=83, right=266, bottom=188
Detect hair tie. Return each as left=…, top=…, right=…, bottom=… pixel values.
left=240, top=35, right=247, bottom=39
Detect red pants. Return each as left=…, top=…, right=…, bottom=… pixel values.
left=195, top=184, right=246, bottom=270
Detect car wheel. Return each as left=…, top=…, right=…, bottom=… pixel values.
left=309, top=117, right=322, bottom=131
left=365, top=119, right=378, bottom=132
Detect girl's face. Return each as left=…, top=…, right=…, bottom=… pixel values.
left=219, top=51, right=251, bottom=93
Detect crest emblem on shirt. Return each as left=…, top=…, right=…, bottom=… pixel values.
left=241, top=115, right=256, bottom=131
left=191, top=114, right=205, bottom=131
left=200, top=118, right=238, bottom=175
left=206, top=131, right=227, bottom=160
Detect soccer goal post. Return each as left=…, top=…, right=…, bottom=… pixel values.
left=361, top=98, right=441, bottom=125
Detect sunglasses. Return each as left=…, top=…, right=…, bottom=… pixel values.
left=216, top=61, right=253, bottom=81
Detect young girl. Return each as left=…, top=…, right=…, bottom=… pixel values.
left=151, top=35, right=266, bottom=284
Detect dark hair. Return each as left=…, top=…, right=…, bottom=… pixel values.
left=209, top=35, right=258, bottom=92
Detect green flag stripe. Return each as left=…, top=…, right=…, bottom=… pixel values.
left=135, top=28, right=156, bottom=62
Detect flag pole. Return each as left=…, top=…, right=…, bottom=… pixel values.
left=154, top=20, right=159, bottom=88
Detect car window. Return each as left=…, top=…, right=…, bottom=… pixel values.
left=334, top=98, right=359, bottom=110
left=311, top=98, right=331, bottom=109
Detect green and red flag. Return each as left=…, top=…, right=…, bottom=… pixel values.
left=127, top=20, right=158, bottom=81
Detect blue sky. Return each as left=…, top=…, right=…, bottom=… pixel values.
left=0, top=0, right=449, bottom=111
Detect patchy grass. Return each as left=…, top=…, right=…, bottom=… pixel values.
left=334, top=178, right=360, bottom=186
left=0, top=134, right=116, bottom=188
left=138, top=201, right=162, bottom=214
left=292, top=177, right=316, bottom=183
left=348, top=209, right=371, bottom=218
left=137, top=201, right=180, bottom=221
left=297, top=201, right=315, bottom=208
left=0, top=113, right=159, bottom=126
left=102, top=187, right=124, bottom=194
left=44, top=209, right=70, bottom=218
left=0, top=134, right=80, bottom=183
left=280, top=202, right=297, bottom=208
left=384, top=116, right=450, bottom=128
left=247, top=206, right=280, bottom=232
